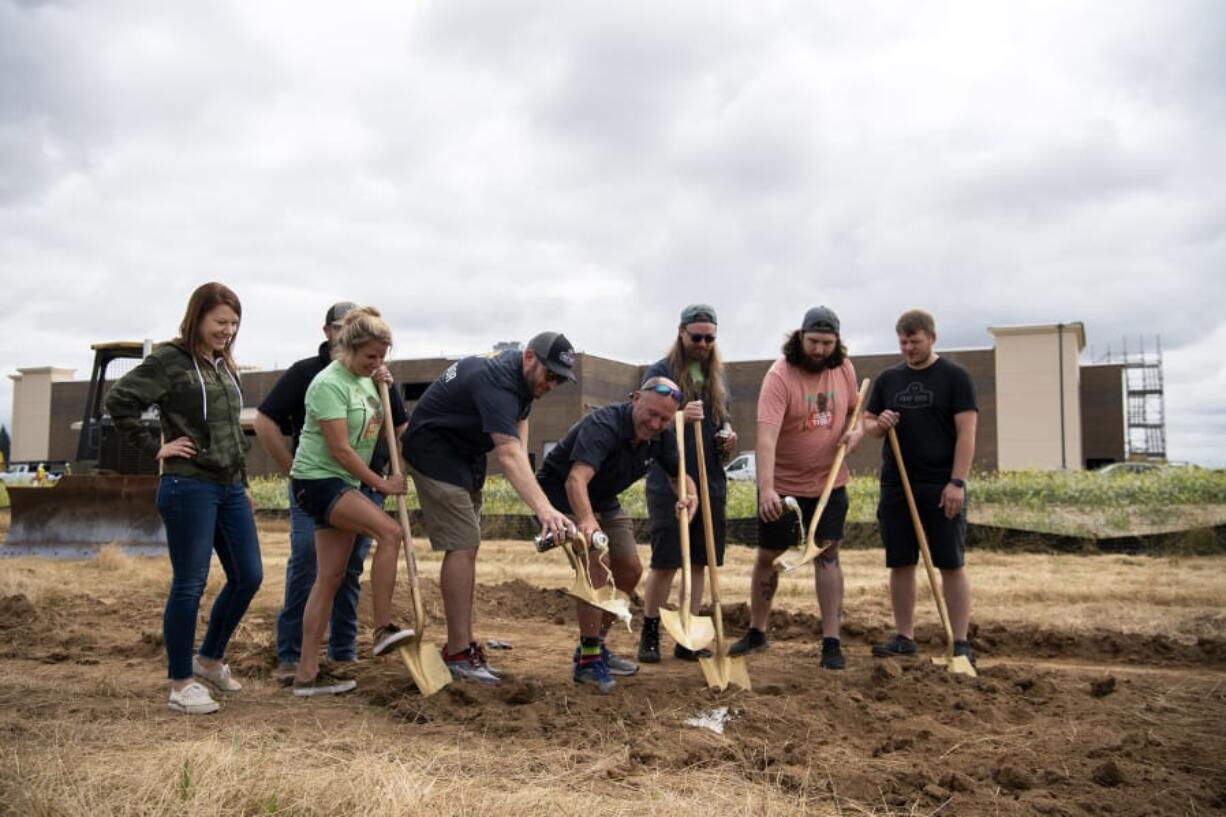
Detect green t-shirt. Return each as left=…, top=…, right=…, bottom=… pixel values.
left=290, top=361, right=384, bottom=487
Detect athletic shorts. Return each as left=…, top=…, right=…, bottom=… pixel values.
left=567, top=508, right=638, bottom=561
left=877, top=483, right=966, bottom=569
left=409, top=468, right=484, bottom=552
left=291, top=477, right=358, bottom=529
left=647, top=491, right=725, bottom=569
left=758, top=487, right=849, bottom=552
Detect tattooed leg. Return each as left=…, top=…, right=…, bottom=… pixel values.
left=814, top=540, right=844, bottom=638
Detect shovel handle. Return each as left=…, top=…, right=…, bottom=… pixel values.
left=674, top=410, right=692, bottom=629
left=377, top=380, right=427, bottom=633
left=802, top=377, right=871, bottom=547
left=690, top=420, right=722, bottom=603
left=886, top=427, right=957, bottom=654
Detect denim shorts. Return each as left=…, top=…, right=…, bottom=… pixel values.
left=291, top=477, right=354, bottom=528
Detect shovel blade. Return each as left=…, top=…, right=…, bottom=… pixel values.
left=698, top=654, right=752, bottom=692
left=660, top=609, right=716, bottom=652
left=774, top=544, right=818, bottom=573
left=567, top=578, right=634, bottom=624
left=932, top=654, right=978, bottom=678
left=398, top=640, right=452, bottom=696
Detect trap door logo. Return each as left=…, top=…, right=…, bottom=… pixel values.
left=893, top=381, right=934, bottom=409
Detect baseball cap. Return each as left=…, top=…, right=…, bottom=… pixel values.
left=801, top=305, right=840, bottom=335
left=680, top=303, right=718, bottom=326
left=527, top=331, right=578, bottom=383
left=325, top=301, right=358, bottom=327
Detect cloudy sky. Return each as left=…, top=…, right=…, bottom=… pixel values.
left=2, top=0, right=1224, bottom=465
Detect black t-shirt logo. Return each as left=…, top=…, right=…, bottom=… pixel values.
left=894, top=381, right=934, bottom=408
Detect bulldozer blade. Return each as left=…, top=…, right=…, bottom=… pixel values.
left=567, top=574, right=633, bottom=625
left=398, top=638, right=452, bottom=697
left=698, top=652, right=751, bottom=692
left=932, top=654, right=978, bottom=678
left=3, top=476, right=165, bottom=557
left=660, top=607, right=715, bottom=653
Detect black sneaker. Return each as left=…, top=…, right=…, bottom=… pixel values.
left=871, top=634, right=918, bottom=658
left=637, top=617, right=661, bottom=664
left=728, top=628, right=769, bottom=657
left=820, top=637, right=846, bottom=670
left=953, top=640, right=977, bottom=668
left=674, top=644, right=713, bottom=661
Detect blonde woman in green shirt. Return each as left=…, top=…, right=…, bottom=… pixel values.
left=289, top=307, right=412, bottom=695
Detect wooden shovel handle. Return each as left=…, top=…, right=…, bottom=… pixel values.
left=377, top=380, right=427, bottom=631
left=690, top=420, right=722, bottom=602
left=886, top=427, right=956, bottom=651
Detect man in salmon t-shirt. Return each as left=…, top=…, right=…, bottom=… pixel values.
left=728, top=306, right=863, bottom=670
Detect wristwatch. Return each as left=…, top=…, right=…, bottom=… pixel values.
left=949, top=478, right=966, bottom=489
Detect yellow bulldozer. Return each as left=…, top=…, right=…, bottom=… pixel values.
left=5, top=342, right=173, bottom=557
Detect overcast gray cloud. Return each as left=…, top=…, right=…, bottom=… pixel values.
left=2, top=0, right=1224, bottom=465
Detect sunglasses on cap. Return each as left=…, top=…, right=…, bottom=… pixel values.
left=641, top=383, right=684, bottom=403
left=688, top=333, right=717, bottom=344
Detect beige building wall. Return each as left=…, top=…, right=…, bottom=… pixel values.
left=989, top=323, right=1085, bottom=471
left=8, top=367, right=76, bottom=462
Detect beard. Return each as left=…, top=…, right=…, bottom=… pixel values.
left=798, top=353, right=828, bottom=373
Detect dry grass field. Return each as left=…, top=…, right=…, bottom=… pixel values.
left=2, top=512, right=1226, bottom=816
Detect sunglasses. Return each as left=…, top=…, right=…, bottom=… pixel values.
left=642, top=383, right=684, bottom=403
left=688, top=333, right=717, bottom=344
left=544, top=370, right=566, bottom=384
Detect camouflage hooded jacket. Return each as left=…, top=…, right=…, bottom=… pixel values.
left=104, top=341, right=250, bottom=485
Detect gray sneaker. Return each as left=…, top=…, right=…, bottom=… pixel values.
left=274, top=661, right=298, bottom=687
left=372, top=624, right=415, bottom=657
left=444, top=646, right=500, bottom=685
left=573, top=645, right=639, bottom=676
left=292, top=669, right=357, bottom=697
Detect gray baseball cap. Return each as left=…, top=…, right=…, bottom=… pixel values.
left=680, top=303, right=718, bottom=326
left=527, top=331, right=578, bottom=382
left=801, top=305, right=840, bottom=334
left=325, top=301, right=358, bottom=326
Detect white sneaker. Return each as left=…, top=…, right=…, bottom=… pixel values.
left=168, top=682, right=220, bottom=714
left=192, top=655, right=242, bottom=693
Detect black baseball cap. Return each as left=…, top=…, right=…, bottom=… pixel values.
left=680, top=303, right=718, bottom=326
left=527, top=331, right=578, bottom=383
left=801, top=305, right=840, bottom=335
left=325, top=301, right=358, bottom=326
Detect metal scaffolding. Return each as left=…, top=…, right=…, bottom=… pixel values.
left=1095, top=336, right=1166, bottom=462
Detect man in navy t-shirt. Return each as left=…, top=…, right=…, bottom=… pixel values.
left=536, top=376, right=695, bottom=693
left=402, top=331, right=576, bottom=684
left=862, top=309, right=979, bottom=666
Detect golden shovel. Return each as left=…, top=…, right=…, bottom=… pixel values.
left=692, top=421, right=750, bottom=691
left=378, top=382, right=452, bottom=696
left=554, top=530, right=633, bottom=627
left=775, top=377, right=871, bottom=573
left=659, top=410, right=716, bottom=653
left=887, top=427, right=978, bottom=678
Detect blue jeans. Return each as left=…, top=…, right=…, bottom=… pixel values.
left=156, top=475, right=263, bottom=681
left=275, top=483, right=377, bottom=663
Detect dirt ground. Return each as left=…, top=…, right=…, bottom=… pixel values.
left=2, top=513, right=1225, bottom=816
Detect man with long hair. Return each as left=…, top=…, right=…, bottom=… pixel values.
left=637, top=304, right=738, bottom=664
left=729, top=306, right=862, bottom=670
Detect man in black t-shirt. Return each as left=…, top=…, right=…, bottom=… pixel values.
left=536, top=377, right=696, bottom=693
left=402, top=332, right=576, bottom=684
left=862, top=309, right=979, bottom=666
left=253, top=302, right=408, bottom=682
left=639, top=304, right=737, bottom=665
